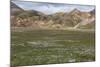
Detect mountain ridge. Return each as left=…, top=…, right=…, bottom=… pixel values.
left=11, top=2, right=95, bottom=30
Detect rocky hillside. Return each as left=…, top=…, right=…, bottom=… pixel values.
left=11, top=2, right=95, bottom=29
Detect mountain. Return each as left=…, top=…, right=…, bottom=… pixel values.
left=73, top=9, right=95, bottom=29
left=90, top=9, right=95, bottom=15
left=69, top=8, right=81, bottom=15
left=25, top=10, right=46, bottom=17
left=11, top=5, right=95, bottom=30
left=11, top=2, right=24, bottom=16
left=11, top=2, right=23, bottom=10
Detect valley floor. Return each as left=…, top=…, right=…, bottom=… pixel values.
left=11, top=28, right=95, bottom=67
left=11, top=27, right=95, bottom=32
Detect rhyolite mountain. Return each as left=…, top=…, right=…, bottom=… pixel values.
left=11, top=2, right=95, bottom=29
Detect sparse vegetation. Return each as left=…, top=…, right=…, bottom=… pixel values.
left=11, top=30, right=95, bottom=67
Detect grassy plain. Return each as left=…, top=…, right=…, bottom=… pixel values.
left=11, top=29, right=95, bottom=67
